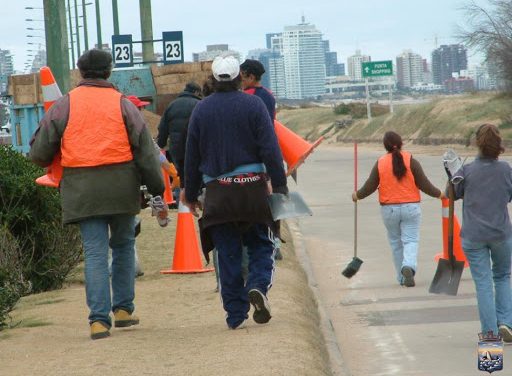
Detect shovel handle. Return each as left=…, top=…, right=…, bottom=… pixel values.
left=354, top=142, right=358, bottom=258
left=448, top=182, right=455, bottom=263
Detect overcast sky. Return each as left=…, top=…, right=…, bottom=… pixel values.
left=2, top=0, right=487, bottom=72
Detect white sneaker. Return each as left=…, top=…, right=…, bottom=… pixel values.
left=229, top=320, right=247, bottom=330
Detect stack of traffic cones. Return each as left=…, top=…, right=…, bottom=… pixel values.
left=159, top=151, right=176, bottom=205
left=161, top=167, right=176, bottom=205
left=161, top=202, right=213, bottom=274
left=274, top=120, right=323, bottom=177
left=35, top=66, right=63, bottom=188
left=434, top=198, right=469, bottom=267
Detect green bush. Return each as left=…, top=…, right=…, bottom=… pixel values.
left=0, top=146, right=82, bottom=327
left=0, top=227, right=30, bottom=329
left=333, top=102, right=390, bottom=118
left=333, top=103, right=351, bottom=115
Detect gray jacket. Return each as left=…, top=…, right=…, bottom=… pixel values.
left=29, top=79, right=164, bottom=224
left=452, top=156, right=512, bottom=242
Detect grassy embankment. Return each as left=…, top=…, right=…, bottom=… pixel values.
left=277, top=92, right=512, bottom=146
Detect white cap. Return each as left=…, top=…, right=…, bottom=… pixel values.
left=212, top=55, right=240, bottom=82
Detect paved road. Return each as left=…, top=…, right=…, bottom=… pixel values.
left=295, top=145, right=510, bottom=376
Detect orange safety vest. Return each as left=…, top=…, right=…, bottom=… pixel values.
left=377, top=151, right=420, bottom=204
left=61, top=86, right=133, bottom=167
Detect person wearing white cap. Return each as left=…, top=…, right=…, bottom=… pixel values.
left=182, top=54, right=288, bottom=329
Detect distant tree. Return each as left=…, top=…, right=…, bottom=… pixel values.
left=457, top=0, right=512, bottom=91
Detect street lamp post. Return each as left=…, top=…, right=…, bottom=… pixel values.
left=112, top=0, right=120, bottom=35
left=43, top=0, right=70, bottom=93
left=82, top=0, right=89, bottom=50
left=74, top=0, right=81, bottom=57
left=139, top=0, right=154, bottom=63
left=67, top=0, right=75, bottom=66
left=95, top=0, right=102, bottom=48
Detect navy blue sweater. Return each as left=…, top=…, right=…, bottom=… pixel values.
left=244, top=86, right=276, bottom=119
left=184, top=90, right=286, bottom=202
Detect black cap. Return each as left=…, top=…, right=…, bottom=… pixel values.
left=240, top=59, right=265, bottom=79
left=77, top=49, right=113, bottom=79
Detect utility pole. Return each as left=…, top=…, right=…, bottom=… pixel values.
left=82, top=0, right=89, bottom=50
left=67, top=0, right=75, bottom=67
left=365, top=78, right=372, bottom=121
left=139, top=0, right=154, bottom=62
left=43, top=0, right=70, bottom=92
left=112, top=0, right=120, bottom=35
left=74, top=0, right=81, bottom=57
left=95, top=0, right=102, bottom=48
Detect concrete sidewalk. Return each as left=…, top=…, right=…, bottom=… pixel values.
left=296, top=144, right=512, bottom=376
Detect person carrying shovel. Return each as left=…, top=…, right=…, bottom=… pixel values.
left=450, top=123, right=512, bottom=342
left=352, top=131, right=444, bottom=286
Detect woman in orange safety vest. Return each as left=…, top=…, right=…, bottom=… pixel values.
left=352, top=131, right=445, bottom=287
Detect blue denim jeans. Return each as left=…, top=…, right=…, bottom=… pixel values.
left=79, top=214, right=136, bottom=327
left=462, top=236, right=512, bottom=335
left=380, top=203, right=421, bottom=283
left=209, top=223, right=276, bottom=328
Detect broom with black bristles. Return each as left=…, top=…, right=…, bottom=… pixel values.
left=342, top=142, right=363, bottom=278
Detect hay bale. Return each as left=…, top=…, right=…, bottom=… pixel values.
left=141, top=109, right=161, bottom=138
left=151, top=62, right=203, bottom=77
left=8, top=74, right=41, bottom=105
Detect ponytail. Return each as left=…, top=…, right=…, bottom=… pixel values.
left=383, top=131, right=406, bottom=180
left=391, top=149, right=406, bottom=180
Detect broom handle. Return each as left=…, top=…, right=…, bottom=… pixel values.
left=354, top=142, right=358, bottom=258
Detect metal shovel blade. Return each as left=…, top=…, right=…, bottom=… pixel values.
left=268, top=191, right=313, bottom=221
left=428, top=258, right=465, bottom=296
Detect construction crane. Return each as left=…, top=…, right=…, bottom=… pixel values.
left=424, top=34, right=451, bottom=49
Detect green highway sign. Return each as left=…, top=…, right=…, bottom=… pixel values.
left=362, top=60, right=393, bottom=77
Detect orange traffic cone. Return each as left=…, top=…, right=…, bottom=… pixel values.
left=35, top=66, right=63, bottom=188
left=434, top=198, right=469, bottom=267
left=274, top=120, right=323, bottom=177
left=161, top=202, right=214, bottom=274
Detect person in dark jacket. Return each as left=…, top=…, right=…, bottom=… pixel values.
left=29, top=49, right=166, bottom=340
left=451, top=124, right=512, bottom=342
left=183, top=54, right=288, bottom=330
left=240, top=58, right=276, bottom=119
left=156, top=81, right=202, bottom=178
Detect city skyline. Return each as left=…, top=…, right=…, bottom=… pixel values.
left=1, top=0, right=487, bottom=72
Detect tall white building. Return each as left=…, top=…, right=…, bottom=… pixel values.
left=30, top=49, right=47, bottom=73
left=281, top=18, right=326, bottom=99
left=0, top=49, right=14, bottom=94
left=396, top=50, right=424, bottom=88
left=461, top=64, right=494, bottom=90
left=347, top=50, right=371, bottom=81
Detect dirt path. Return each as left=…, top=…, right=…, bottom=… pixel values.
left=0, top=210, right=331, bottom=376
